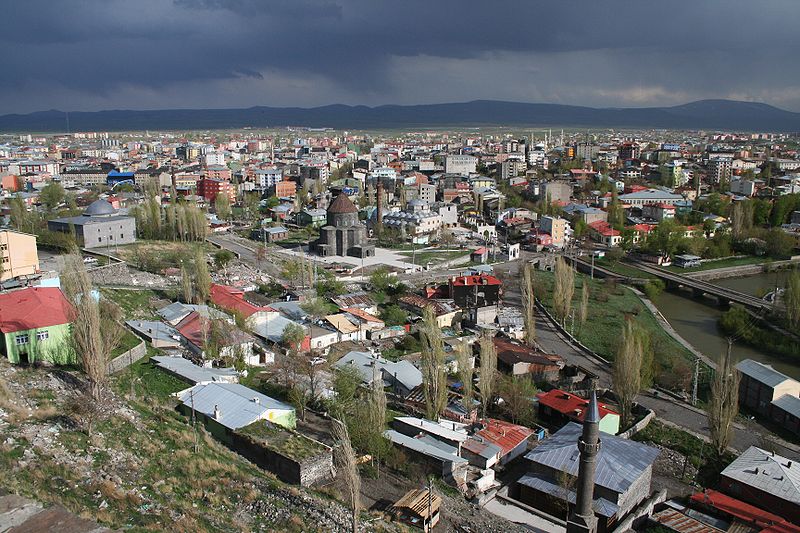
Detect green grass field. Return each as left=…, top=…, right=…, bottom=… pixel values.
left=534, top=270, right=694, bottom=382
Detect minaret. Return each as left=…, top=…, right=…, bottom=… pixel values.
left=375, top=179, right=384, bottom=234
left=567, top=391, right=601, bottom=533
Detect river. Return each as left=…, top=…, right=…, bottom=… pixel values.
left=652, top=270, right=798, bottom=379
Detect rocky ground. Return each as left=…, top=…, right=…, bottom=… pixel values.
left=646, top=444, right=698, bottom=498
left=0, top=360, right=390, bottom=532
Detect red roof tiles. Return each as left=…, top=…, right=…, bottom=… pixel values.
left=210, top=284, right=272, bottom=318
left=537, top=389, right=619, bottom=422
left=0, top=287, right=73, bottom=333
left=475, top=418, right=534, bottom=456
left=690, top=490, right=800, bottom=533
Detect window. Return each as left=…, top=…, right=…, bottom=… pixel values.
left=15, top=334, right=29, bottom=345
left=120, top=234, right=124, bottom=239
left=36, top=331, right=49, bottom=341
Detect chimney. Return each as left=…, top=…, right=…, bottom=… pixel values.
left=789, top=461, right=793, bottom=468
left=252, top=397, right=260, bottom=404
left=213, top=404, right=221, bottom=420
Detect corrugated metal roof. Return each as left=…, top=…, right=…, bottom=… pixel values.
left=334, top=351, right=423, bottom=391
left=772, top=394, right=800, bottom=419
left=736, top=359, right=795, bottom=389
left=649, top=508, right=721, bottom=533
left=524, top=422, right=659, bottom=494
left=394, top=416, right=468, bottom=443
left=177, top=382, right=293, bottom=431
left=384, top=430, right=468, bottom=464
left=152, top=356, right=238, bottom=385
left=517, top=472, right=619, bottom=518
left=720, top=446, right=800, bottom=505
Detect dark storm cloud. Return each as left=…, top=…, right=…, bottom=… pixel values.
left=1, top=0, right=799, bottom=113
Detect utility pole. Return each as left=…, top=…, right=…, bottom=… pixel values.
left=590, top=252, right=595, bottom=280
left=190, top=389, right=199, bottom=453
left=691, top=356, right=700, bottom=406
left=427, top=476, right=433, bottom=533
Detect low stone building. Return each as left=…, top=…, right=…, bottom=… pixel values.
left=48, top=199, right=136, bottom=249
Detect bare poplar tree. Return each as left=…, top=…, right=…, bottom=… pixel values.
left=456, top=341, right=474, bottom=418
left=579, top=280, right=590, bottom=327
left=332, top=418, right=361, bottom=533
left=707, top=343, right=741, bottom=457
left=553, top=257, right=575, bottom=324
left=478, top=331, right=497, bottom=418
left=367, top=365, right=389, bottom=475
left=419, top=305, right=447, bottom=420
left=62, top=251, right=106, bottom=402
left=193, top=246, right=211, bottom=303
left=180, top=263, right=193, bottom=303
left=613, top=319, right=643, bottom=428
left=521, top=263, right=536, bottom=346
left=785, top=270, right=800, bottom=329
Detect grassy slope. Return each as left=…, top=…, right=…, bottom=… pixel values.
left=0, top=350, right=349, bottom=532
left=535, top=270, right=694, bottom=378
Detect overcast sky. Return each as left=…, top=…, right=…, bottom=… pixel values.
left=2, top=0, right=799, bottom=114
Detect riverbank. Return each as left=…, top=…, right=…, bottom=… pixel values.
left=684, top=257, right=800, bottom=281
left=532, top=269, right=695, bottom=387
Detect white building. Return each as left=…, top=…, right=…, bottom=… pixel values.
left=445, top=155, right=477, bottom=175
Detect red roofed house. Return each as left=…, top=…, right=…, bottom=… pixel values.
left=448, top=273, right=502, bottom=325
left=470, top=247, right=489, bottom=264
left=210, top=283, right=275, bottom=328
left=537, top=389, right=621, bottom=435
left=0, top=287, right=75, bottom=365
left=475, top=418, right=536, bottom=465
left=175, top=310, right=256, bottom=362
left=588, top=220, right=622, bottom=247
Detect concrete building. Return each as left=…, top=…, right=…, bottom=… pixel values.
left=541, top=181, right=572, bottom=205
left=618, top=188, right=683, bottom=207
left=197, top=177, right=235, bottom=203
left=445, top=155, right=477, bottom=175
left=736, top=359, right=800, bottom=417
left=0, top=230, right=39, bottom=283
left=313, top=193, right=373, bottom=258
left=499, top=160, right=527, bottom=181
left=540, top=216, right=569, bottom=246
left=719, top=446, right=800, bottom=525
left=709, top=156, right=733, bottom=184
left=48, top=199, right=136, bottom=249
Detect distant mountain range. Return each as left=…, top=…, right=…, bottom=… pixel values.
left=1, top=99, right=799, bottom=132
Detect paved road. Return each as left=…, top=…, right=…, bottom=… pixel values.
left=494, top=259, right=800, bottom=460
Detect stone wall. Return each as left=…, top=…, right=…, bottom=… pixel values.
left=107, top=341, right=147, bottom=374
left=230, top=431, right=333, bottom=487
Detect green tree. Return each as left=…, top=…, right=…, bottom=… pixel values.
left=369, top=267, right=394, bottom=293
left=419, top=305, right=447, bottom=420
left=613, top=319, right=643, bottom=429
left=380, top=305, right=407, bottom=326
left=213, top=249, right=234, bottom=271
left=193, top=247, right=211, bottom=303
left=281, top=323, right=306, bottom=351
left=214, top=193, right=232, bottom=221
left=40, top=181, right=65, bottom=211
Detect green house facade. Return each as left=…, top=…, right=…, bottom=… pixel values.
left=2, top=322, right=74, bottom=365
left=0, top=287, right=75, bottom=365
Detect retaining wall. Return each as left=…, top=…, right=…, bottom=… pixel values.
left=107, top=341, right=147, bottom=374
